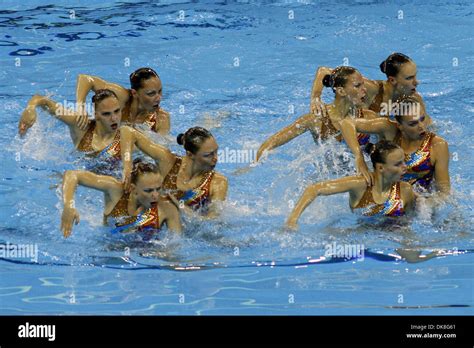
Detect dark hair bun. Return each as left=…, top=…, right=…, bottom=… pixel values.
left=177, top=133, right=185, bottom=145
left=379, top=60, right=387, bottom=73
left=364, top=142, right=375, bottom=155
left=322, top=74, right=332, bottom=88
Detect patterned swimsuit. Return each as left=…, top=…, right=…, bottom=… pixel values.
left=162, top=157, right=214, bottom=211
left=352, top=182, right=405, bottom=217
left=395, top=132, right=435, bottom=189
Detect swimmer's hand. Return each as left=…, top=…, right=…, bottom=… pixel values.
left=310, top=98, right=325, bottom=117
left=355, top=154, right=373, bottom=186
left=233, top=161, right=258, bottom=176
left=61, top=207, right=80, bottom=238
left=285, top=219, right=298, bottom=231
left=18, top=107, right=37, bottom=136
left=122, top=171, right=132, bottom=193
left=167, top=194, right=194, bottom=217
left=256, top=145, right=270, bottom=163
left=76, top=108, right=90, bottom=131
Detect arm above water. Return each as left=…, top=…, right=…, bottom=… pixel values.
left=75, top=74, right=130, bottom=130
left=256, top=113, right=318, bottom=162
left=432, top=136, right=451, bottom=197
left=286, top=176, right=365, bottom=230
left=61, top=170, right=122, bottom=238
left=18, top=95, right=87, bottom=145
left=120, top=125, right=176, bottom=189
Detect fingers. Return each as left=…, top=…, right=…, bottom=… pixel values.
left=61, top=220, right=72, bottom=238
left=363, top=171, right=372, bottom=187
left=18, top=122, right=27, bottom=136
left=167, top=194, right=180, bottom=208
left=232, top=165, right=252, bottom=176
left=285, top=221, right=298, bottom=231
left=122, top=175, right=131, bottom=193
left=18, top=121, right=32, bottom=136
left=77, top=114, right=89, bottom=130
left=63, top=228, right=71, bottom=238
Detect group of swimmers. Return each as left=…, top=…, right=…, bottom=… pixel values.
left=17, top=52, right=451, bottom=240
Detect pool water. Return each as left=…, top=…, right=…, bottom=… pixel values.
left=0, top=0, right=473, bottom=315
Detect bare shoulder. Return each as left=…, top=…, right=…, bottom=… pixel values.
left=349, top=175, right=371, bottom=190
left=210, top=172, right=228, bottom=200
left=431, top=134, right=448, bottom=147
left=364, top=79, right=382, bottom=94
left=213, top=172, right=228, bottom=186
left=158, top=109, right=170, bottom=118
left=400, top=181, right=414, bottom=196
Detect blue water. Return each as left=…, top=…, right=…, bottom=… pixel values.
left=0, top=0, right=473, bottom=315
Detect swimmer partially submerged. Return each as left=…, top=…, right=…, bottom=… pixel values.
left=121, top=126, right=228, bottom=218
left=340, top=95, right=450, bottom=197
left=61, top=159, right=182, bottom=238
left=311, top=53, right=432, bottom=124
left=75, top=67, right=170, bottom=135
left=19, top=89, right=123, bottom=166
left=286, top=141, right=416, bottom=230
left=256, top=66, right=376, bottom=183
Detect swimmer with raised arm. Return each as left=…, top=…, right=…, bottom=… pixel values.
left=61, top=159, right=181, bottom=238
left=19, top=89, right=123, bottom=167
left=311, top=53, right=432, bottom=124
left=286, top=141, right=415, bottom=230
left=340, top=95, right=450, bottom=196
left=121, top=126, right=228, bottom=217
left=76, top=67, right=170, bottom=134
left=256, top=66, right=376, bottom=182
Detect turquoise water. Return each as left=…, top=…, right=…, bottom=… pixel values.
left=0, top=0, right=473, bottom=315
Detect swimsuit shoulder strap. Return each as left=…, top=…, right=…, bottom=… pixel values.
left=422, top=132, right=435, bottom=151
left=77, top=120, right=96, bottom=151
left=354, top=185, right=375, bottom=209
left=162, top=156, right=182, bottom=191
left=105, top=191, right=130, bottom=219
left=320, top=104, right=339, bottom=140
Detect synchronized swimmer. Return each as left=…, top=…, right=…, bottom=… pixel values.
left=17, top=52, right=452, bottom=240
left=19, top=89, right=123, bottom=169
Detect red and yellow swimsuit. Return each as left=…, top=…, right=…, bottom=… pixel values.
left=121, top=90, right=159, bottom=132
left=162, top=157, right=214, bottom=210
left=395, top=131, right=435, bottom=189
left=105, top=192, right=161, bottom=240
left=352, top=182, right=405, bottom=217
left=320, top=106, right=370, bottom=145
left=77, top=120, right=121, bottom=161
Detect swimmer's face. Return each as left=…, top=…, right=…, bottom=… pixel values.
left=133, top=76, right=162, bottom=113
left=389, top=61, right=419, bottom=96
left=397, top=112, right=428, bottom=141
left=189, top=137, right=218, bottom=171
left=336, top=72, right=367, bottom=107
left=132, top=172, right=163, bottom=209
left=377, top=148, right=407, bottom=181
left=94, top=96, right=121, bottom=132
